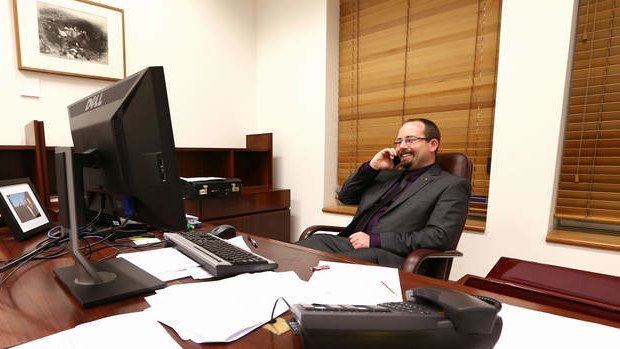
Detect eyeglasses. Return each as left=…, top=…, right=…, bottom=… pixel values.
left=393, top=136, right=429, bottom=146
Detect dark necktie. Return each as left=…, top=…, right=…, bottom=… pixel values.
left=352, top=172, right=408, bottom=233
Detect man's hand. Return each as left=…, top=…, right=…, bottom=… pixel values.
left=349, top=232, right=370, bottom=249
left=369, top=148, right=398, bottom=170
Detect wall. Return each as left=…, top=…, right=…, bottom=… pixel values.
left=255, top=0, right=338, bottom=233
left=0, top=0, right=256, bottom=148
left=451, top=0, right=620, bottom=279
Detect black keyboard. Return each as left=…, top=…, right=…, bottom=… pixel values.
left=164, top=231, right=278, bottom=278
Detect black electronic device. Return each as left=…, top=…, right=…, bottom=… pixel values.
left=54, top=66, right=187, bottom=307
left=209, top=224, right=237, bottom=239
left=392, top=154, right=401, bottom=167
left=180, top=177, right=241, bottom=199
left=164, top=231, right=278, bottom=278
left=290, top=286, right=503, bottom=349
left=65, top=66, right=186, bottom=231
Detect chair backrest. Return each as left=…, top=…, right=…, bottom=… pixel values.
left=421, top=152, right=472, bottom=278
left=437, top=152, right=473, bottom=184
left=437, top=152, right=473, bottom=249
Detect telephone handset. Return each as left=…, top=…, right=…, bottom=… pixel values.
left=290, top=286, right=503, bottom=349
left=406, top=286, right=502, bottom=334
left=392, top=155, right=401, bottom=167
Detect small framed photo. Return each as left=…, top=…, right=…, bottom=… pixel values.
left=13, top=0, right=126, bottom=81
left=0, top=178, right=51, bottom=241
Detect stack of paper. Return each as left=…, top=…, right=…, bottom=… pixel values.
left=145, top=271, right=312, bottom=343
left=118, top=236, right=254, bottom=281
left=118, top=247, right=211, bottom=281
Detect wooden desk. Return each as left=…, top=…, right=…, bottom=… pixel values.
left=1, top=229, right=619, bottom=348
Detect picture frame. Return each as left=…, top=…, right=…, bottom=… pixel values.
left=13, top=0, right=125, bottom=81
left=0, top=178, right=52, bottom=241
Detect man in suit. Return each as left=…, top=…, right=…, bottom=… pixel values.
left=296, top=118, right=471, bottom=268
left=12, top=195, right=41, bottom=223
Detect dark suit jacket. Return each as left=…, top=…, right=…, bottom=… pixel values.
left=14, top=204, right=40, bottom=223
left=337, top=163, right=471, bottom=259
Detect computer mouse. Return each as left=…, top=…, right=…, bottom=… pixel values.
left=209, top=224, right=237, bottom=239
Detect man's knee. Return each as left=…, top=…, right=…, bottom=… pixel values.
left=295, top=235, right=319, bottom=247
left=295, top=234, right=351, bottom=253
left=295, top=234, right=328, bottom=249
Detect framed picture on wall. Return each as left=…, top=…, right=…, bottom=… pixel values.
left=13, top=0, right=126, bottom=81
left=0, top=178, right=51, bottom=241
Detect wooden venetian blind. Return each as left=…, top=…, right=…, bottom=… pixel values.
left=338, top=0, right=502, bottom=219
left=556, top=0, right=620, bottom=225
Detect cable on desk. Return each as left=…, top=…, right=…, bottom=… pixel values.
left=0, top=251, right=43, bottom=288
left=0, top=230, right=70, bottom=287
left=268, top=297, right=293, bottom=324
left=0, top=232, right=68, bottom=273
left=0, top=216, right=167, bottom=287
left=0, top=216, right=123, bottom=278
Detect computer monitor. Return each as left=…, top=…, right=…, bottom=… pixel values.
left=54, top=66, right=186, bottom=307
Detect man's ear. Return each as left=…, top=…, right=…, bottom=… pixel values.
left=429, top=139, right=439, bottom=153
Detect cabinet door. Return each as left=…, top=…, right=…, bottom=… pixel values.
left=248, top=209, right=290, bottom=242
left=206, top=209, right=290, bottom=242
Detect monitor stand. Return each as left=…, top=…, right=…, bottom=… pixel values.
left=53, top=147, right=165, bottom=308
left=53, top=258, right=165, bottom=308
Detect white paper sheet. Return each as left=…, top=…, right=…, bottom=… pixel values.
left=181, top=176, right=225, bottom=182
left=495, top=303, right=620, bottom=348
left=227, top=235, right=252, bottom=251
left=13, top=312, right=181, bottom=349
left=118, top=247, right=211, bottom=281
left=118, top=236, right=253, bottom=282
left=307, top=260, right=403, bottom=304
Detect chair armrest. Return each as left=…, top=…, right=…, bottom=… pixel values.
left=299, top=225, right=345, bottom=241
left=401, top=249, right=463, bottom=273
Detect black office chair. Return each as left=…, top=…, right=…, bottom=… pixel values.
left=298, top=152, right=473, bottom=280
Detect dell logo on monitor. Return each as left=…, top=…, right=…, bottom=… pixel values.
left=85, top=93, right=103, bottom=112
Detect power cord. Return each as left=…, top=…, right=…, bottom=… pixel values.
left=1, top=211, right=173, bottom=289
left=268, top=297, right=292, bottom=324
left=0, top=215, right=128, bottom=286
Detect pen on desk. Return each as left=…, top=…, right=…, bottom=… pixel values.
left=247, top=236, right=259, bottom=248
left=380, top=280, right=397, bottom=296
left=310, top=265, right=330, bottom=272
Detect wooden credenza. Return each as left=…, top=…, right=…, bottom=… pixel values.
left=183, top=187, right=290, bottom=241
left=0, top=122, right=291, bottom=242
left=177, top=134, right=290, bottom=241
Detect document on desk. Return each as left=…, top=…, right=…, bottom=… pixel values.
left=13, top=311, right=181, bottom=349
left=307, top=260, right=403, bottom=304
left=118, top=247, right=213, bottom=281
left=145, top=270, right=312, bottom=343
left=495, top=303, right=620, bottom=349
left=118, top=236, right=253, bottom=281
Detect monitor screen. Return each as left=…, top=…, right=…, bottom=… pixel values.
left=67, top=66, right=186, bottom=231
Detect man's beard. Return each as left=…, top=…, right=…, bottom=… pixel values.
left=397, top=151, right=415, bottom=170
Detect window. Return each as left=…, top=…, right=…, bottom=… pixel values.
left=552, top=0, right=620, bottom=251
left=335, top=0, right=502, bottom=230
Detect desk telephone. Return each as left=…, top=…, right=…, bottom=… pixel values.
left=290, top=286, right=503, bottom=349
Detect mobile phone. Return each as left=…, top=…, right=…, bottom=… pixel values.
left=392, top=155, right=400, bottom=166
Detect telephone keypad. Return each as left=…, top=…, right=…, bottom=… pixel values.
left=379, top=302, right=433, bottom=315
